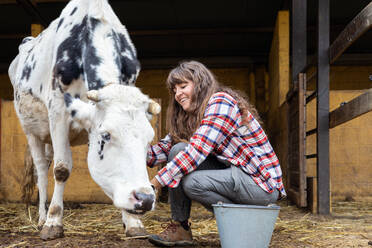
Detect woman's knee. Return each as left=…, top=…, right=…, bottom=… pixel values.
left=182, top=174, right=203, bottom=198
left=168, top=142, right=188, bottom=162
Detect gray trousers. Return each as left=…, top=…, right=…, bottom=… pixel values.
left=169, top=143, right=279, bottom=222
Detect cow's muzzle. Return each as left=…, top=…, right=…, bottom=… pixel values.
left=125, top=191, right=155, bottom=215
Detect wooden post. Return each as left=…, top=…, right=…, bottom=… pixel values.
left=291, top=0, right=307, bottom=83
left=316, top=0, right=330, bottom=215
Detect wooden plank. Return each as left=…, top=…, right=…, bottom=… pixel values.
left=286, top=73, right=307, bottom=207
left=287, top=188, right=301, bottom=207
left=306, top=91, right=317, bottom=104
left=330, top=2, right=372, bottom=64
left=15, top=0, right=48, bottom=26
left=291, top=0, right=307, bottom=81
left=329, top=88, right=372, bottom=128
left=298, top=73, right=307, bottom=207
left=317, top=0, right=330, bottom=215
left=306, top=128, right=317, bottom=136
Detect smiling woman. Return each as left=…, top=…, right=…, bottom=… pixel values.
left=173, top=79, right=194, bottom=112
left=146, top=60, right=286, bottom=247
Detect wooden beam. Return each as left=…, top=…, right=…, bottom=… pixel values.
left=329, top=2, right=372, bottom=64
left=0, top=0, right=67, bottom=3
left=15, top=0, right=48, bottom=26
left=316, top=0, right=330, bottom=215
left=329, top=89, right=372, bottom=128
left=291, top=0, right=307, bottom=81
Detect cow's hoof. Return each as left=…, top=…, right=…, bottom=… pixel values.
left=126, top=227, right=148, bottom=238
left=37, top=220, right=46, bottom=231
left=40, top=225, right=64, bottom=240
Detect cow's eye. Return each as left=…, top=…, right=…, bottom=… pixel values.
left=101, top=132, right=111, bottom=141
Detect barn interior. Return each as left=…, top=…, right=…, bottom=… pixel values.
left=0, top=0, right=371, bottom=215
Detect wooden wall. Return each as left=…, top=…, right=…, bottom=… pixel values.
left=268, top=10, right=372, bottom=200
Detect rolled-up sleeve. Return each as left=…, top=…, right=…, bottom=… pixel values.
left=147, top=135, right=172, bottom=168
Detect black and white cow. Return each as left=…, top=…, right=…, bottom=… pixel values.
left=8, top=0, right=160, bottom=240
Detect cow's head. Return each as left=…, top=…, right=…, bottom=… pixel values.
left=64, top=84, right=160, bottom=214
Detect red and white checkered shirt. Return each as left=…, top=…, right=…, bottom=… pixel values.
left=147, top=92, right=286, bottom=197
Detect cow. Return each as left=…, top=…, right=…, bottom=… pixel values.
left=8, top=0, right=160, bottom=240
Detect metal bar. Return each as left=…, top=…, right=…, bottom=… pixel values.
left=291, top=0, right=307, bottom=83
left=306, top=91, right=317, bottom=104
left=329, top=88, right=372, bottom=129
left=316, top=0, right=330, bottom=215
left=306, top=128, right=317, bottom=136
left=329, top=2, right=372, bottom=64
left=306, top=154, right=317, bottom=159
left=15, top=0, right=48, bottom=26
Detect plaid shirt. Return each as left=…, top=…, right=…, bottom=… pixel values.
left=147, top=92, right=286, bottom=197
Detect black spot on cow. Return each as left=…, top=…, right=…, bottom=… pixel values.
left=55, top=16, right=87, bottom=87
left=52, top=74, right=58, bottom=91
left=21, top=37, right=33, bottom=45
left=15, top=91, right=20, bottom=101
left=40, top=84, right=43, bottom=93
left=55, top=16, right=104, bottom=89
left=64, top=93, right=72, bottom=107
left=58, top=84, right=64, bottom=93
left=71, top=110, right=76, bottom=117
left=32, top=61, right=36, bottom=70
left=111, top=32, right=140, bottom=85
left=98, top=139, right=105, bottom=159
left=101, top=132, right=111, bottom=142
left=48, top=99, right=52, bottom=109
left=57, top=18, right=64, bottom=32
left=84, top=18, right=103, bottom=90
left=31, top=54, right=35, bottom=62
left=100, top=154, right=104, bottom=160
left=21, top=65, right=32, bottom=81
left=70, top=7, right=77, bottom=16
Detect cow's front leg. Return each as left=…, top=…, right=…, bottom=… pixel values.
left=121, top=210, right=148, bottom=237
left=25, top=135, right=49, bottom=229
left=40, top=101, right=72, bottom=240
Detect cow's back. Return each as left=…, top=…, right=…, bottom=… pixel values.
left=9, top=0, right=139, bottom=102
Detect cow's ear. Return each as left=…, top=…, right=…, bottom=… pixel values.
left=64, top=93, right=95, bottom=130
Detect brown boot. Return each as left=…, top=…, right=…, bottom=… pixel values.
left=148, top=221, right=193, bottom=247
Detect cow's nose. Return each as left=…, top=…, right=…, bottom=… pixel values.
left=133, top=191, right=155, bottom=212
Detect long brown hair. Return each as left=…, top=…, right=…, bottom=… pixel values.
left=166, top=60, right=260, bottom=143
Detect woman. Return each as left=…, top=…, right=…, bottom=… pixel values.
left=147, top=61, right=286, bottom=247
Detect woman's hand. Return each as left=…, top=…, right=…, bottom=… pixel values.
left=151, top=177, right=162, bottom=191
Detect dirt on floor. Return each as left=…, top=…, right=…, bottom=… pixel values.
left=0, top=199, right=371, bottom=248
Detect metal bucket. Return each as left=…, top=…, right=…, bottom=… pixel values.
left=212, top=203, right=280, bottom=248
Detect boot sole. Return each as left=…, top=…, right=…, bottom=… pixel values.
left=148, top=236, right=194, bottom=247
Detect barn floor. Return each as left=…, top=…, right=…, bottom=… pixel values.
left=0, top=198, right=371, bottom=248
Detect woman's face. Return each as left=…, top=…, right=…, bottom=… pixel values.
left=173, top=79, right=195, bottom=112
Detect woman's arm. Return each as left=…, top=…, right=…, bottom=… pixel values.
left=147, top=135, right=172, bottom=167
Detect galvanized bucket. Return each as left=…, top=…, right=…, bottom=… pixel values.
left=212, top=203, right=280, bottom=248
